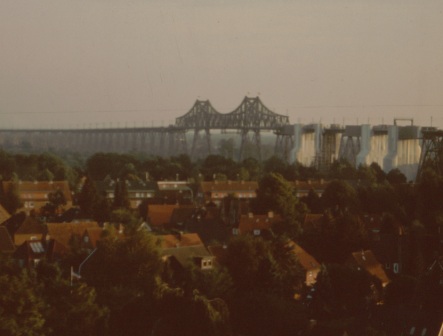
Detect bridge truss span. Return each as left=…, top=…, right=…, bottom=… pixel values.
left=175, top=96, right=289, bottom=160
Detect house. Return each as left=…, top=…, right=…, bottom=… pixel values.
left=291, top=179, right=330, bottom=198
left=0, top=204, right=11, bottom=225
left=14, top=216, right=47, bottom=246
left=198, top=180, right=258, bottom=207
left=162, top=245, right=215, bottom=271
left=13, top=238, right=67, bottom=267
left=157, top=181, right=194, bottom=204
left=45, top=221, right=100, bottom=252
left=288, top=241, right=321, bottom=286
left=81, top=227, right=104, bottom=252
left=147, top=204, right=180, bottom=228
left=96, top=179, right=158, bottom=209
left=157, top=232, right=204, bottom=249
left=362, top=214, right=408, bottom=276
left=233, top=212, right=282, bottom=236
left=168, top=206, right=199, bottom=229
left=2, top=180, right=73, bottom=213
left=348, top=249, right=390, bottom=287
left=0, top=226, right=15, bottom=255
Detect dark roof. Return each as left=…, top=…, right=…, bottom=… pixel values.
left=169, top=206, right=198, bottom=227
left=95, top=179, right=158, bottom=193
left=14, top=239, right=49, bottom=260
left=200, top=181, right=258, bottom=193
left=0, top=226, right=15, bottom=254
left=15, top=216, right=46, bottom=235
left=162, top=245, right=213, bottom=268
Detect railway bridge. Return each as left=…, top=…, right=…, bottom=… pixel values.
left=0, top=97, right=291, bottom=160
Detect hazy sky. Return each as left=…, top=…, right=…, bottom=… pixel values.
left=1, top=0, right=443, bottom=129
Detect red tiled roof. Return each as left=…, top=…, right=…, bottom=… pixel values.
left=2, top=180, right=73, bottom=202
left=288, top=241, right=321, bottom=286
left=158, top=233, right=204, bottom=249
left=350, top=250, right=390, bottom=286
left=0, top=205, right=11, bottom=225
left=237, top=213, right=282, bottom=234
left=46, top=221, right=99, bottom=248
left=83, top=227, right=104, bottom=248
left=148, top=204, right=179, bottom=227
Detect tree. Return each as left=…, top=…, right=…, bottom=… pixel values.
left=36, top=261, right=108, bottom=336
left=240, top=157, right=261, bottom=181
left=253, top=173, right=306, bottom=238
left=1, top=179, right=22, bottom=214
left=311, top=264, right=375, bottom=333
left=152, top=285, right=232, bottom=336
left=77, top=175, right=101, bottom=219
left=112, top=179, right=130, bottom=210
left=0, top=257, right=46, bottom=336
left=225, top=235, right=303, bottom=296
left=199, top=155, right=238, bottom=181
left=322, top=180, right=359, bottom=215
left=81, top=230, right=162, bottom=306
left=386, top=168, right=407, bottom=185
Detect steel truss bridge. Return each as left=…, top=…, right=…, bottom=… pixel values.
left=0, top=97, right=292, bottom=161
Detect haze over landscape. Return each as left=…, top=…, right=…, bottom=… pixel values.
left=1, top=0, right=443, bottom=129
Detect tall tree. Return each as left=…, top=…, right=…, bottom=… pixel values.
left=0, top=257, right=46, bottom=336
left=77, top=175, right=100, bottom=219
left=112, top=179, right=130, bottom=210
left=253, top=173, right=306, bottom=237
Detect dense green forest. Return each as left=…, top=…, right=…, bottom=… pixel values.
left=0, top=149, right=442, bottom=335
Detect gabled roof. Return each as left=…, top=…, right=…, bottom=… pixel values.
left=349, top=250, right=390, bottom=286
left=95, top=179, right=158, bottom=193
left=200, top=181, right=258, bottom=193
left=289, top=241, right=321, bottom=286
left=46, top=221, right=99, bottom=248
left=14, top=239, right=48, bottom=260
left=289, top=242, right=321, bottom=272
left=157, top=181, right=192, bottom=191
left=148, top=204, right=179, bottom=227
left=0, top=226, right=15, bottom=254
left=0, top=204, right=11, bottom=225
left=82, top=227, right=104, bottom=248
left=169, top=206, right=198, bottom=226
left=2, top=180, right=73, bottom=202
left=237, top=213, right=282, bottom=234
left=158, top=233, right=204, bottom=249
left=162, top=245, right=213, bottom=269
left=15, top=216, right=46, bottom=235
